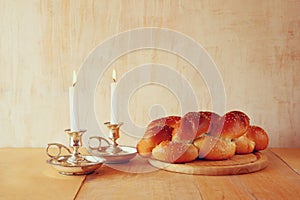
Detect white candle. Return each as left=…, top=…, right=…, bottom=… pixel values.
left=110, top=69, right=117, bottom=124
left=69, top=70, right=79, bottom=131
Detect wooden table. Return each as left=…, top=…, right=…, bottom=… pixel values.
left=1, top=148, right=299, bottom=199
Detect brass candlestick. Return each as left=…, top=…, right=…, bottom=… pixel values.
left=46, top=129, right=105, bottom=175
left=104, top=122, right=123, bottom=154
left=65, top=129, right=86, bottom=164
left=88, top=122, right=137, bottom=164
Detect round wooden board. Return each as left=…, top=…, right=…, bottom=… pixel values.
left=148, top=152, right=268, bottom=175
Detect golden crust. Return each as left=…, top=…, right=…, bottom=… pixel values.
left=152, top=141, right=199, bottom=163
left=245, top=126, right=269, bottom=151
left=137, top=125, right=173, bottom=157
left=193, top=135, right=236, bottom=160
left=212, top=111, right=250, bottom=139
left=136, top=116, right=181, bottom=157
left=173, top=111, right=220, bottom=143
left=233, top=134, right=255, bottom=154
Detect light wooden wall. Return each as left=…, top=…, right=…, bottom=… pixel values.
left=0, top=0, right=299, bottom=147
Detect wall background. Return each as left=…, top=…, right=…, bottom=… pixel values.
left=0, top=0, right=299, bottom=148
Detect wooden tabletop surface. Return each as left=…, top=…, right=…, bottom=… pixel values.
left=1, top=148, right=299, bottom=200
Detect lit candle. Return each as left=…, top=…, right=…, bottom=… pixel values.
left=69, top=70, right=79, bottom=131
left=110, top=69, right=117, bottom=124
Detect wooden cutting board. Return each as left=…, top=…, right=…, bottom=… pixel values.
left=148, top=152, right=268, bottom=175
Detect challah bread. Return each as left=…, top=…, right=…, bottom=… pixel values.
left=173, top=111, right=221, bottom=143
left=137, top=110, right=269, bottom=163
left=136, top=116, right=181, bottom=157
left=152, top=141, right=199, bottom=163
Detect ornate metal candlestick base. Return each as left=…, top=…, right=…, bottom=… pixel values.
left=88, top=122, right=137, bottom=164
left=46, top=129, right=105, bottom=175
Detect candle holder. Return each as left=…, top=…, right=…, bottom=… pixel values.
left=104, top=122, right=123, bottom=154
left=88, top=122, right=137, bottom=164
left=46, top=129, right=105, bottom=175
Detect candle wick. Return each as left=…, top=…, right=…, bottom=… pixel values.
left=72, top=82, right=76, bottom=87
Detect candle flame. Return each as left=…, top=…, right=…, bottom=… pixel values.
left=112, top=69, right=117, bottom=82
left=72, top=70, right=77, bottom=86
